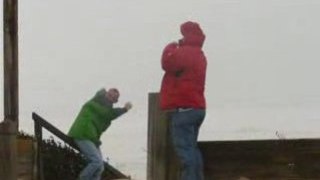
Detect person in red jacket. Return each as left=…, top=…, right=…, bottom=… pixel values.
left=160, top=21, right=207, bottom=180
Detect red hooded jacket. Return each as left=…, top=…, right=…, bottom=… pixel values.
left=160, top=21, right=207, bottom=110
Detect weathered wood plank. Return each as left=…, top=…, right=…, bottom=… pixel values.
left=17, top=138, right=35, bottom=180
left=199, top=140, right=320, bottom=180
left=1, top=0, right=19, bottom=179
left=3, top=0, right=19, bottom=123
left=147, top=93, right=168, bottom=180
left=147, top=93, right=180, bottom=180
left=0, top=121, right=18, bottom=180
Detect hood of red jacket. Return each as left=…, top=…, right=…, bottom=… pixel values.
left=179, top=21, right=205, bottom=48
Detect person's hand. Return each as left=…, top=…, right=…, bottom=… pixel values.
left=124, top=102, right=133, bottom=111
left=166, top=42, right=179, bottom=49
left=162, top=42, right=179, bottom=60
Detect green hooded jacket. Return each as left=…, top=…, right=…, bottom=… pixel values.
left=68, top=89, right=126, bottom=145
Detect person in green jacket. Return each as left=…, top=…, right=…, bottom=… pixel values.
left=68, top=88, right=132, bottom=180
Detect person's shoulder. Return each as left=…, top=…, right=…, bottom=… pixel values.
left=96, top=88, right=106, bottom=95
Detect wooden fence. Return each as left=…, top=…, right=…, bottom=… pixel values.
left=0, top=133, right=36, bottom=180
left=199, top=139, right=320, bottom=180
left=148, top=92, right=320, bottom=180
left=17, top=138, right=36, bottom=180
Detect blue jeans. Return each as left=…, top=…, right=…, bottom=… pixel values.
left=170, top=109, right=206, bottom=180
left=75, top=140, right=105, bottom=180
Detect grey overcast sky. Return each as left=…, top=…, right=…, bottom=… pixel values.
left=1, top=0, right=320, bottom=143
left=0, top=0, right=319, bottom=117
left=1, top=1, right=320, bottom=178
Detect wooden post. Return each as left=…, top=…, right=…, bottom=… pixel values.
left=34, top=121, right=44, bottom=180
left=147, top=93, right=180, bottom=180
left=0, top=123, right=18, bottom=180
left=0, top=0, right=19, bottom=180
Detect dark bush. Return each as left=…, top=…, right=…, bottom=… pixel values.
left=41, top=136, right=85, bottom=180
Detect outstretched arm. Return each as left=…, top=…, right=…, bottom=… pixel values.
left=114, top=102, right=133, bottom=117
